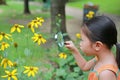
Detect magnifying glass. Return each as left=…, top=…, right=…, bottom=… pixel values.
left=54, top=32, right=64, bottom=48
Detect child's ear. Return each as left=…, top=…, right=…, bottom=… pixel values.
left=93, top=41, right=103, bottom=51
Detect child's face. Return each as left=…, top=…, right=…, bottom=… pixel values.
left=80, top=31, right=95, bottom=56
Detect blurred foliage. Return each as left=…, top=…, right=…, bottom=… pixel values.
left=67, top=0, right=120, bottom=16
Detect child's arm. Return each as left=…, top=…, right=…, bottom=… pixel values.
left=71, top=47, right=97, bottom=71
left=65, top=41, right=97, bottom=71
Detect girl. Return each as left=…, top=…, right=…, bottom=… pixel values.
left=65, top=16, right=120, bottom=80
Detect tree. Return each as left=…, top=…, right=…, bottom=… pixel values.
left=0, top=0, right=6, bottom=5
left=24, top=0, right=31, bottom=14
left=51, top=0, right=70, bottom=40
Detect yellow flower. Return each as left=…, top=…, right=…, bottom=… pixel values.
left=10, top=24, right=24, bottom=33
left=28, top=17, right=44, bottom=33
left=89, top=11, right=94, bottom=15
left=0, top=42, right=10, bottom=51
left=1, top=69, right=18, bottom=80
left=76, top=33, right=81, bottom=39
left=36, top=17, right=44, bottom=23
left=30, top=20, right=41, bottom=28
left=86, top=14, right=93, bottom=19
left=23, top=66, right=39, bottom=77
left=28, top=22, right=35, bottom=33
left=86, top=11, right=95, bottom=19
left=1, top=58, right=13, bottom=68
left=32, top=33, right=46, bottom=45
left=59, top=53, right=67, bottom=59
left=0, top=32, right=12, bottom=41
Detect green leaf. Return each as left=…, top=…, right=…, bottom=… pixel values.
left=58, top=59, right=67, bottom=67
left=56, top=23, right=60, bottom=27
left=44, top=71, right=53, bottom=80
left=66, top=73, right=76, bottom=80
left=74, top=67, right=80, bottom=72
left=56, top=68, right=67, bottom=77
left=24, top=48, right=32, bottom=56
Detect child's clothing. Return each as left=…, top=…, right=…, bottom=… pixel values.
left=88, top=64, right=120, bottom=80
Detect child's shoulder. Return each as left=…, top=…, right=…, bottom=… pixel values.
left=88, top=64, right=120, bottom=80
left=96, top=64, right=118, bottom=74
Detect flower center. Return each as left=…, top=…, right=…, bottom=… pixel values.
left=30, top=67, right=33, bottom=71
left=14, top=24, right=19, bottom=28
left=28, top=23, right=32, bottom=28
left=38, top=35, right=42, bottom=39
left=4, top=59, right=8, bottom=63
left=33, top=20, right=37, bottom=23
left=2, top=42, right=6, bottom=45
left=8, top=74, right=12, bottom=77
left=1, top=32, right=5, bottom=36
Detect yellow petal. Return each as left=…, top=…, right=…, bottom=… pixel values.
left=41, top=38, right=46, bottom=43
left=3, top=63, right=7, bottom=68
left=28, top=71, right=32, bottom=77
left=31, top=27, right=35, bottom=33
left=38, top=39, right=41, bottom=45
left=8, top=60, right=13, bottom=67
left=24, top=66, right=30, bottom=69
left=34, top=33, right=39, bottom=36
left=31, top=71, right=35, bottom=77
left=11, top=69, right=17, bottom=74
left=6, top=34, right=12, bottom=37
left=32, top=37, right=38, bottom=42
left=35, top=24, right=38, bottom=28
left=1, top=45, right=5, bottom=51
left=86, top=14, right=90, bottom=17
left=8, top=77, right=11, bottom=80
left=5, top=70, right=10, bottom=74
left=1, top=59, right=4, bottom=66
left=23, top=70, right=29, bottom=74
left=12, top=76, right=18, bottom=80
left=11, top=27, right=16, bottom=33
left=1, top=75, right=8, bottom=78
left=5, top=36, right=10, bottom=40
left=17, top=28, right=21, bottom=33
left=5, top=43, right=10, bottom=48
left=63, top=55, right=67, bottom=59
left=19, top=25, right=24, bottom=28
left=0, top=35, right=3, bottom=41
left=34, top=67, right=39, bottom=70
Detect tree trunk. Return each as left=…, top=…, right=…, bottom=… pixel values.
left=24, top=0, right=30, bottom=14
left=51, top=0, right=70, bottom=40
left=0, top=0, right=6, bottom=5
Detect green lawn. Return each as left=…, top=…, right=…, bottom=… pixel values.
left=67, top=0, right=120, bottom=16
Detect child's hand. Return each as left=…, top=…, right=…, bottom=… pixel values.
left=65, top=41, right=77, bottom=52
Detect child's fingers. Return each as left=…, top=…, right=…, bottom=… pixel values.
left=64, top=41, right=71, bottom=45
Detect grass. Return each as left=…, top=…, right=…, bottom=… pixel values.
left=67, top=0, right=120, bottom=16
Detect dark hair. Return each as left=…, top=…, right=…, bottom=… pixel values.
left=81, top=16, right=120, bottom=68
